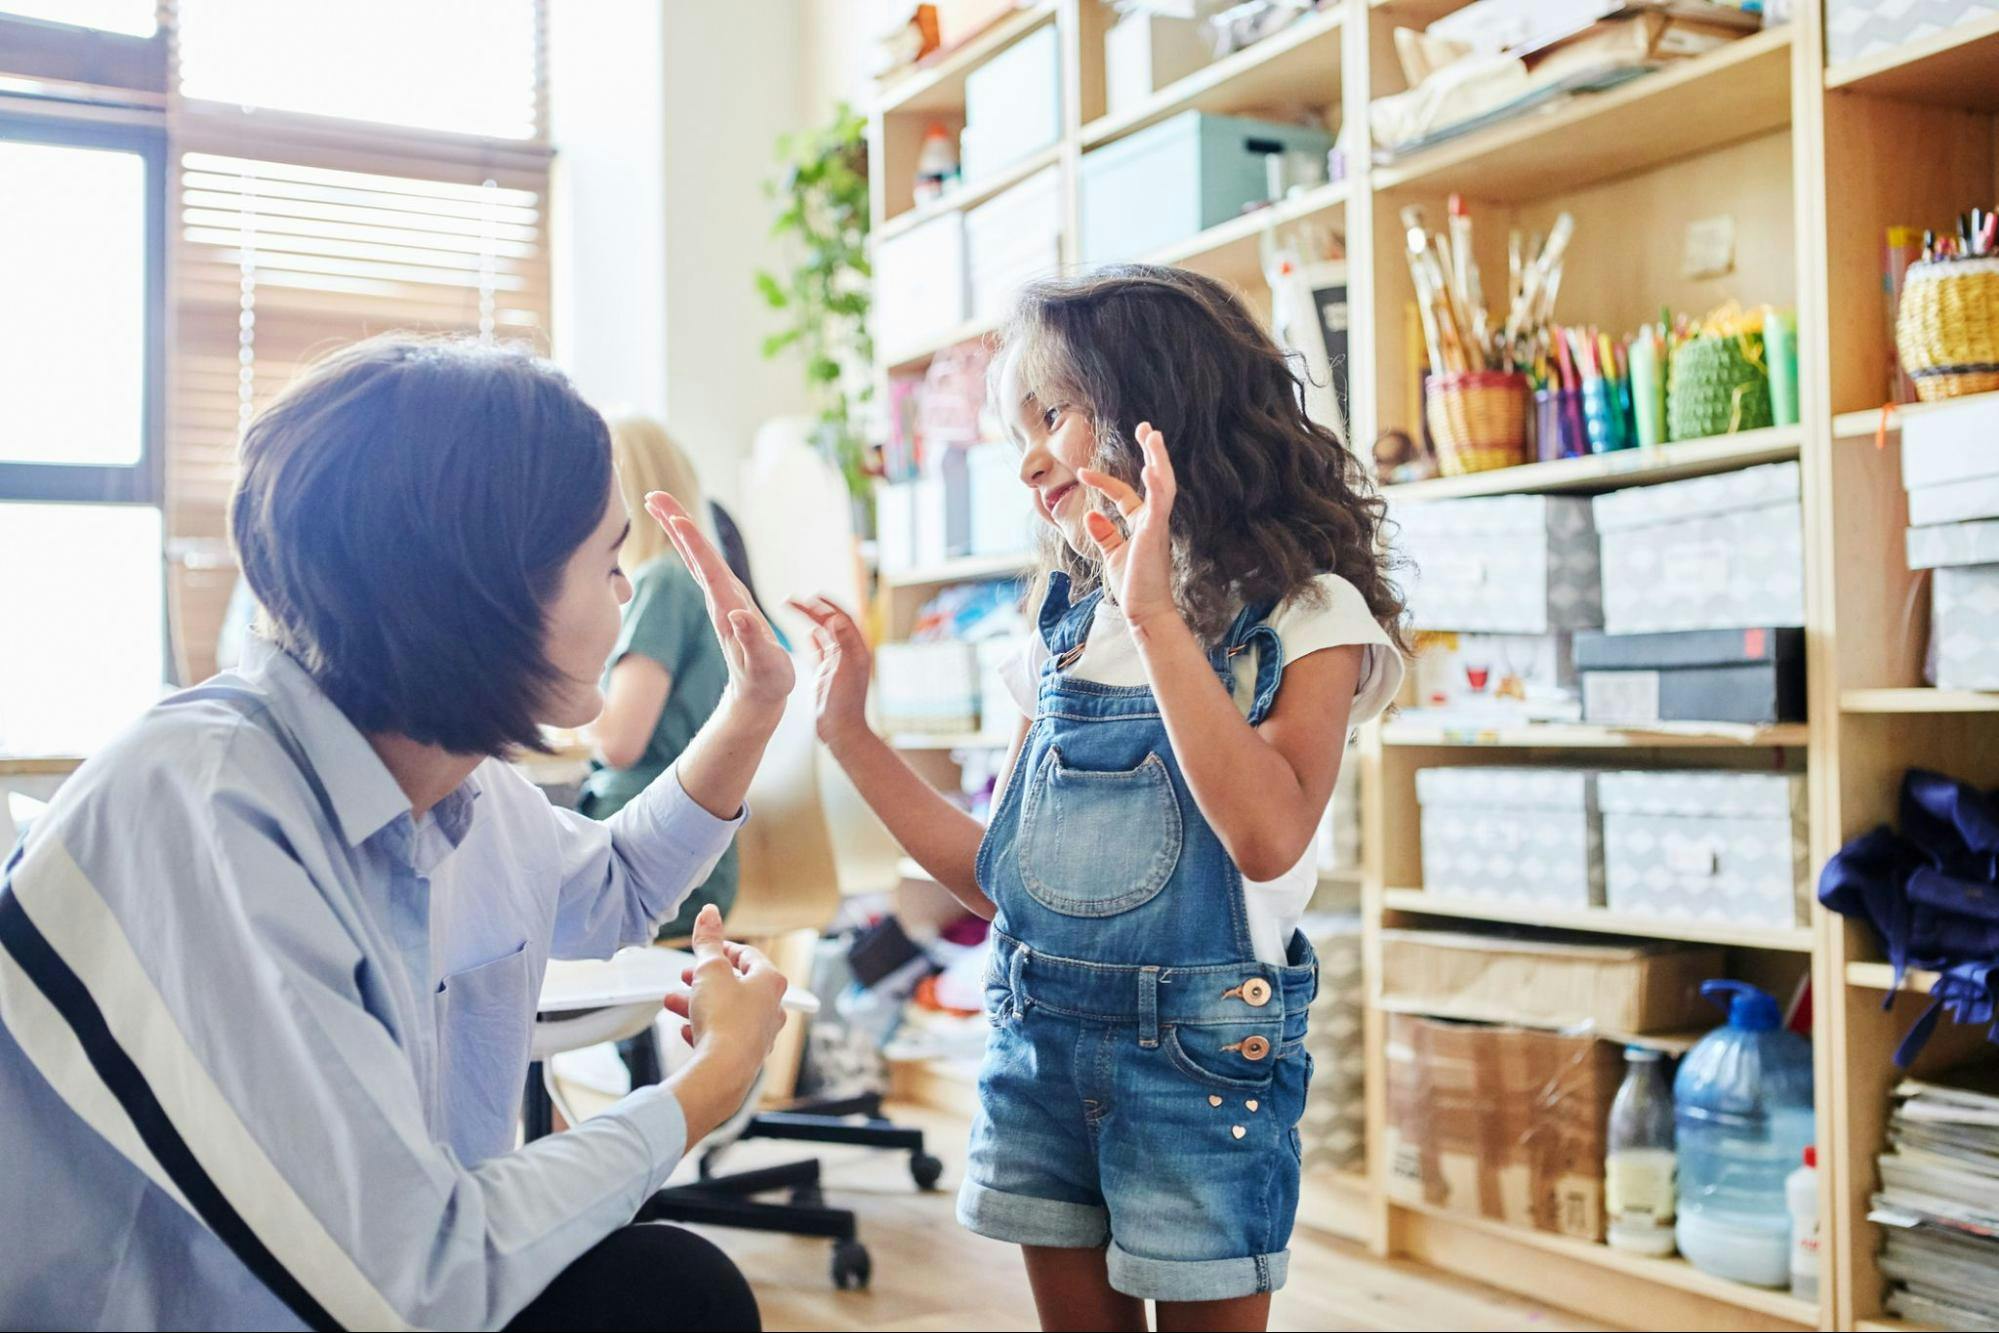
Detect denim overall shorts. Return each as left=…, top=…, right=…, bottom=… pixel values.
left=957, top=572, right=1319, bottom=1302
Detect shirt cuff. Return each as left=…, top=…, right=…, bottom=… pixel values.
left=631, top=762, right=748, bottom=848
left=606, top=1083, right=690, bottom=1194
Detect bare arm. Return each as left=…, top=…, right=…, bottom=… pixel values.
left=1080, top=424, right=1357, bottom=880
left=790, top=596, right=1019, bottom=920
left=591, top=654, right=671, bottom=771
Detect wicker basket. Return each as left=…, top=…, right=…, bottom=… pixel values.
left=1667, top=332, right=1771, bottom=440
left=1896, top=257, right=1999, bottom=401
left=1425, top=371, right=1529, bottom=476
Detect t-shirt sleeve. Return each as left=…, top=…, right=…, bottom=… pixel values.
left=615, top=559, right=708, bottom=681
left=1269, top=573, right=1406, bottom=726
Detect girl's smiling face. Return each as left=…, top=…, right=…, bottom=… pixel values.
left=998, top=344, right=1100, bottom=556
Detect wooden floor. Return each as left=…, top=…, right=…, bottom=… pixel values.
left=663, top=1102, right=1613, bottom=1333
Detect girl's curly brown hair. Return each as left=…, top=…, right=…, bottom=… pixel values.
left=996, top=263, right=1408, bottom=653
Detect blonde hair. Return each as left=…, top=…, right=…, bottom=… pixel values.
left=608, top=414, right=707, bottom=571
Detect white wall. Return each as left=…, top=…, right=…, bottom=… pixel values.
left=548, top=0, right=812, bottom=512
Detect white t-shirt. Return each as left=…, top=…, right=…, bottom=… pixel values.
left=999, top=572, right=1404, bottom=965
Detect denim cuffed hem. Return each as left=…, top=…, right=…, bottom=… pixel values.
left=956, top=1177, right=1110, bottom=1248
left=1106, top=1242, right=1290, bottom=1301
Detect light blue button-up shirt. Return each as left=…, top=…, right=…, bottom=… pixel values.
left=0, top=637, right=743, bottom=1330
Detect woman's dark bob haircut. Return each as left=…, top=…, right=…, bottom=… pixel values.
left=229, top=334, right=612, bottom=757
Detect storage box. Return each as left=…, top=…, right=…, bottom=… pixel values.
left=964, top=165, right=1062, bottom=322
left=875, top=212, right=968, bottom=358
left=964, top=441, right=1032, bottom=557
left=1416, top=766, right=1604, bottom=910
left=1907, top=517, right=1999, bottom=571
left=1827, top=0, right=1999, bottom=65
left=1078, top=111, right=1333, bottom=265
left=1933, top=566, right=1999, bottom=689
left=1104, top=10, right=1213, bottom=118
left=1394, top=495, right=1602, bottom=633
left=1380, top=929, right=1723, bottom=1035
left=1316, top=754, right=1362, bottom=873
left=1909, top=474, right=1999, bottom=528
left=977, top=636, right=1026, bottom=735
left=1599, top=771, right=1809, bottom=929
left=875, top=641, right=981, bottom=734
left=1573, top=626, right=1806, bottom=725
left=1410, top=630, right=1580, bottom=722
left=1902, top=396, right=1999, bottom=491
left=962, top=23, right=1061, bottom=182
left=1591, top=461, right=1805, bottom=634
left=875, top=480, right=920, bottom=576
left=1384, top=1013, right=1622, bottom=1242
left=1302, top=916, right=1365, bottom=1172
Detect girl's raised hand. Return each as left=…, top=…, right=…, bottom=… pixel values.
left=786, top=595, right=875, bottom=750
left=645, top=491, right=794, bottom=713
left=1077, top=422, right=1180, bottom=632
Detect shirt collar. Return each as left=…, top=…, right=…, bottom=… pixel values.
left=235, top=636, right=418, bottom=848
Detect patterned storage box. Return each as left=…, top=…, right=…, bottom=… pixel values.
left=1393, top=495, right=1602, bottom=634
left=1416, top=767, right=1604, bottom=910
left=1933, top=565, right=1999, bottom=689
left=1599, top=771, right=1809, bottom=929
left=1300, top=915, right=1365, bottom=1172
left=1827, top=0, right=1999, bottom=64
left=1591, top=461, right=1804, bottom=634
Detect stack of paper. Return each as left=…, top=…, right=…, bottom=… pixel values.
left=1871, top=1067, right=1999, bottom=1330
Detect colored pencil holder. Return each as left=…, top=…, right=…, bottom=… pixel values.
left=1896, top=257, right=1999, bottom=402
left=1666, top=332, right=1772, bottom=440
left=1426, top=371, right=1530, bottom=476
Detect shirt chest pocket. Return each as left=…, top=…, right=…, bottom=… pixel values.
left=1019, top=747, right=1183, bottom=917
left=435, top=941, right=533, bottom=1165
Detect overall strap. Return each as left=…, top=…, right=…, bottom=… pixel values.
left=1037, top=571, right=1104, bottom=671
left=1209, top=598, right=1285, bottom=726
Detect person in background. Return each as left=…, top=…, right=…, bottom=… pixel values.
left=583, top=416, right=740, bottom=941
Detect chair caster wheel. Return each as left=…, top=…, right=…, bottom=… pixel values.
left=910, top=1152, right=944, bottom=1192
left=831, top=1238, right=872, bottom=1290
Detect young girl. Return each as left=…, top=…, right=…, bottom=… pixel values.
left=794, top=265, right=1406, bottom=1331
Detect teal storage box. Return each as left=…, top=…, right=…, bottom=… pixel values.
left=1079, top=111, right=1332, bottom=266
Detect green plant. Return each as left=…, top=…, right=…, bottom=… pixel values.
left=755, top=102, right=874, bottom=513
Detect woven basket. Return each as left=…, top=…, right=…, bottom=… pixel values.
left=1426, top=371, right=1529, bottom=476
left=1896, top=258, right=1999, bottom=401
left=1667, top=332, right=1771, bottom=440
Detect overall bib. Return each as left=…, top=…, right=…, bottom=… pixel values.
left=957, top=573, right=1318, bottom=1302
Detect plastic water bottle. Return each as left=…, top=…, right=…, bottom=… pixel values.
left=1788, top=1146, right=1820, bottom=1302
left=1606, top=1046, right=1677, bottom=1256
left=1674, top=980, right=1815, bottom=1288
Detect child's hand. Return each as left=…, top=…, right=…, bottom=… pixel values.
left=646, top=491, right=795, bottom=715
left=1078, top=422, right=1181, bottom=634
left=787, top=596, right=875, bottom=751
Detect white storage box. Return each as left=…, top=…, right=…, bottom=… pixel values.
left=876, top=641, right=981, bottom=734
left=1902, top=396, right=1999, bottom=491
left=1104, top=10, right=1212, bottom=117
left=875, top=212, right=968, bottom=358
left=964, top=165, right=1062, bottom=322
left=1591, top=461, right=1804, bottom=634
left=1416, top=766, right=1604, bottom=910
left=1932, top=566, right=1999, bottom=689
left=965, top=441, right=1032, bottom=557
left=1301, top=916, right=1365, bottom=1171
left=962, top=23, right=1061, bottom=182
left=1598, top=771, right=1809, bottom=929
left=1910, top=475, right=1999, bottom=528
left=876, top=480, right=919, bottom=576
left=1828, top=0, right=1999, bottom=64
left=977, top=636, right=1027, bottom=734
left=1394, top=495, right=1602, bottom=633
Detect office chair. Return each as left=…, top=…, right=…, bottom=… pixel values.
left=630, top=664, right=942, bottom=1291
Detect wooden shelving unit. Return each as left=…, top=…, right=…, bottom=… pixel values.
left=862, top=2, right=1999, bottom=1327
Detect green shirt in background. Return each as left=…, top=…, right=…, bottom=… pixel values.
left=578, top=555, right=738, bottom=937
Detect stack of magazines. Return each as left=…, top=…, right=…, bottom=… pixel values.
left=1872, top=1067, right=1999, bottom=1331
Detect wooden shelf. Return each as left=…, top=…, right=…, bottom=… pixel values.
left=1847, top=961, right=1942, bottom=994
left=1078, top=5, right=1343, bottom=149
left=0, top=755, right=83, bottom=777
left=1833, top=391, right=1999, bottom=441
left=1379, top=719, right=1810, bottom=749
left=882, top=314, right=1000, bottom=376
left=1382, top=425, right=1803, bottom=502
left=1145, top=181, right=1348, bottom=284
left=1843, top=688, right=1999, bottom=714
left=877, top=145, right=1063, bottom=242
left=1382, top=887, right=1815, bottom=952
left=1393, top=1199, right=1821, bottom=1327
left=872, top=1, right=1061, bottom=117
left=1825, top=12, right=1999, bottom=111
left=1372, top=27, right=1793, bottom=202
left=880, top=551, right=1030, bottom=588
left=1297, top=1166, right=1374, bottom=1244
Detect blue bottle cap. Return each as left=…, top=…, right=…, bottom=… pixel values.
left=1700, top=979, right=1781, bottom=1031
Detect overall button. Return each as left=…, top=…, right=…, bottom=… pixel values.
left=1240, top=1035, right=1271, bottom=1062
left=1240, top=978, right=1272, bottom=1008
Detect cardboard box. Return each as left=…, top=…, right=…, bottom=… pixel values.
left=1573, top=626, right=1805, bottom=725
left=1591, top=461, right=1804, bottom=634
left=1384, top=1013, right=1622, bottom=1241
left=1380, top=928, right=1723, bottom=1034
left=1394, top=495, right=1602, bottom=634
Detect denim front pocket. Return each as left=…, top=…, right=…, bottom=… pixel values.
left=1018, top=746, right=1182, bottom=917
left=1160, top=1024, right=1282, bottom=1092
